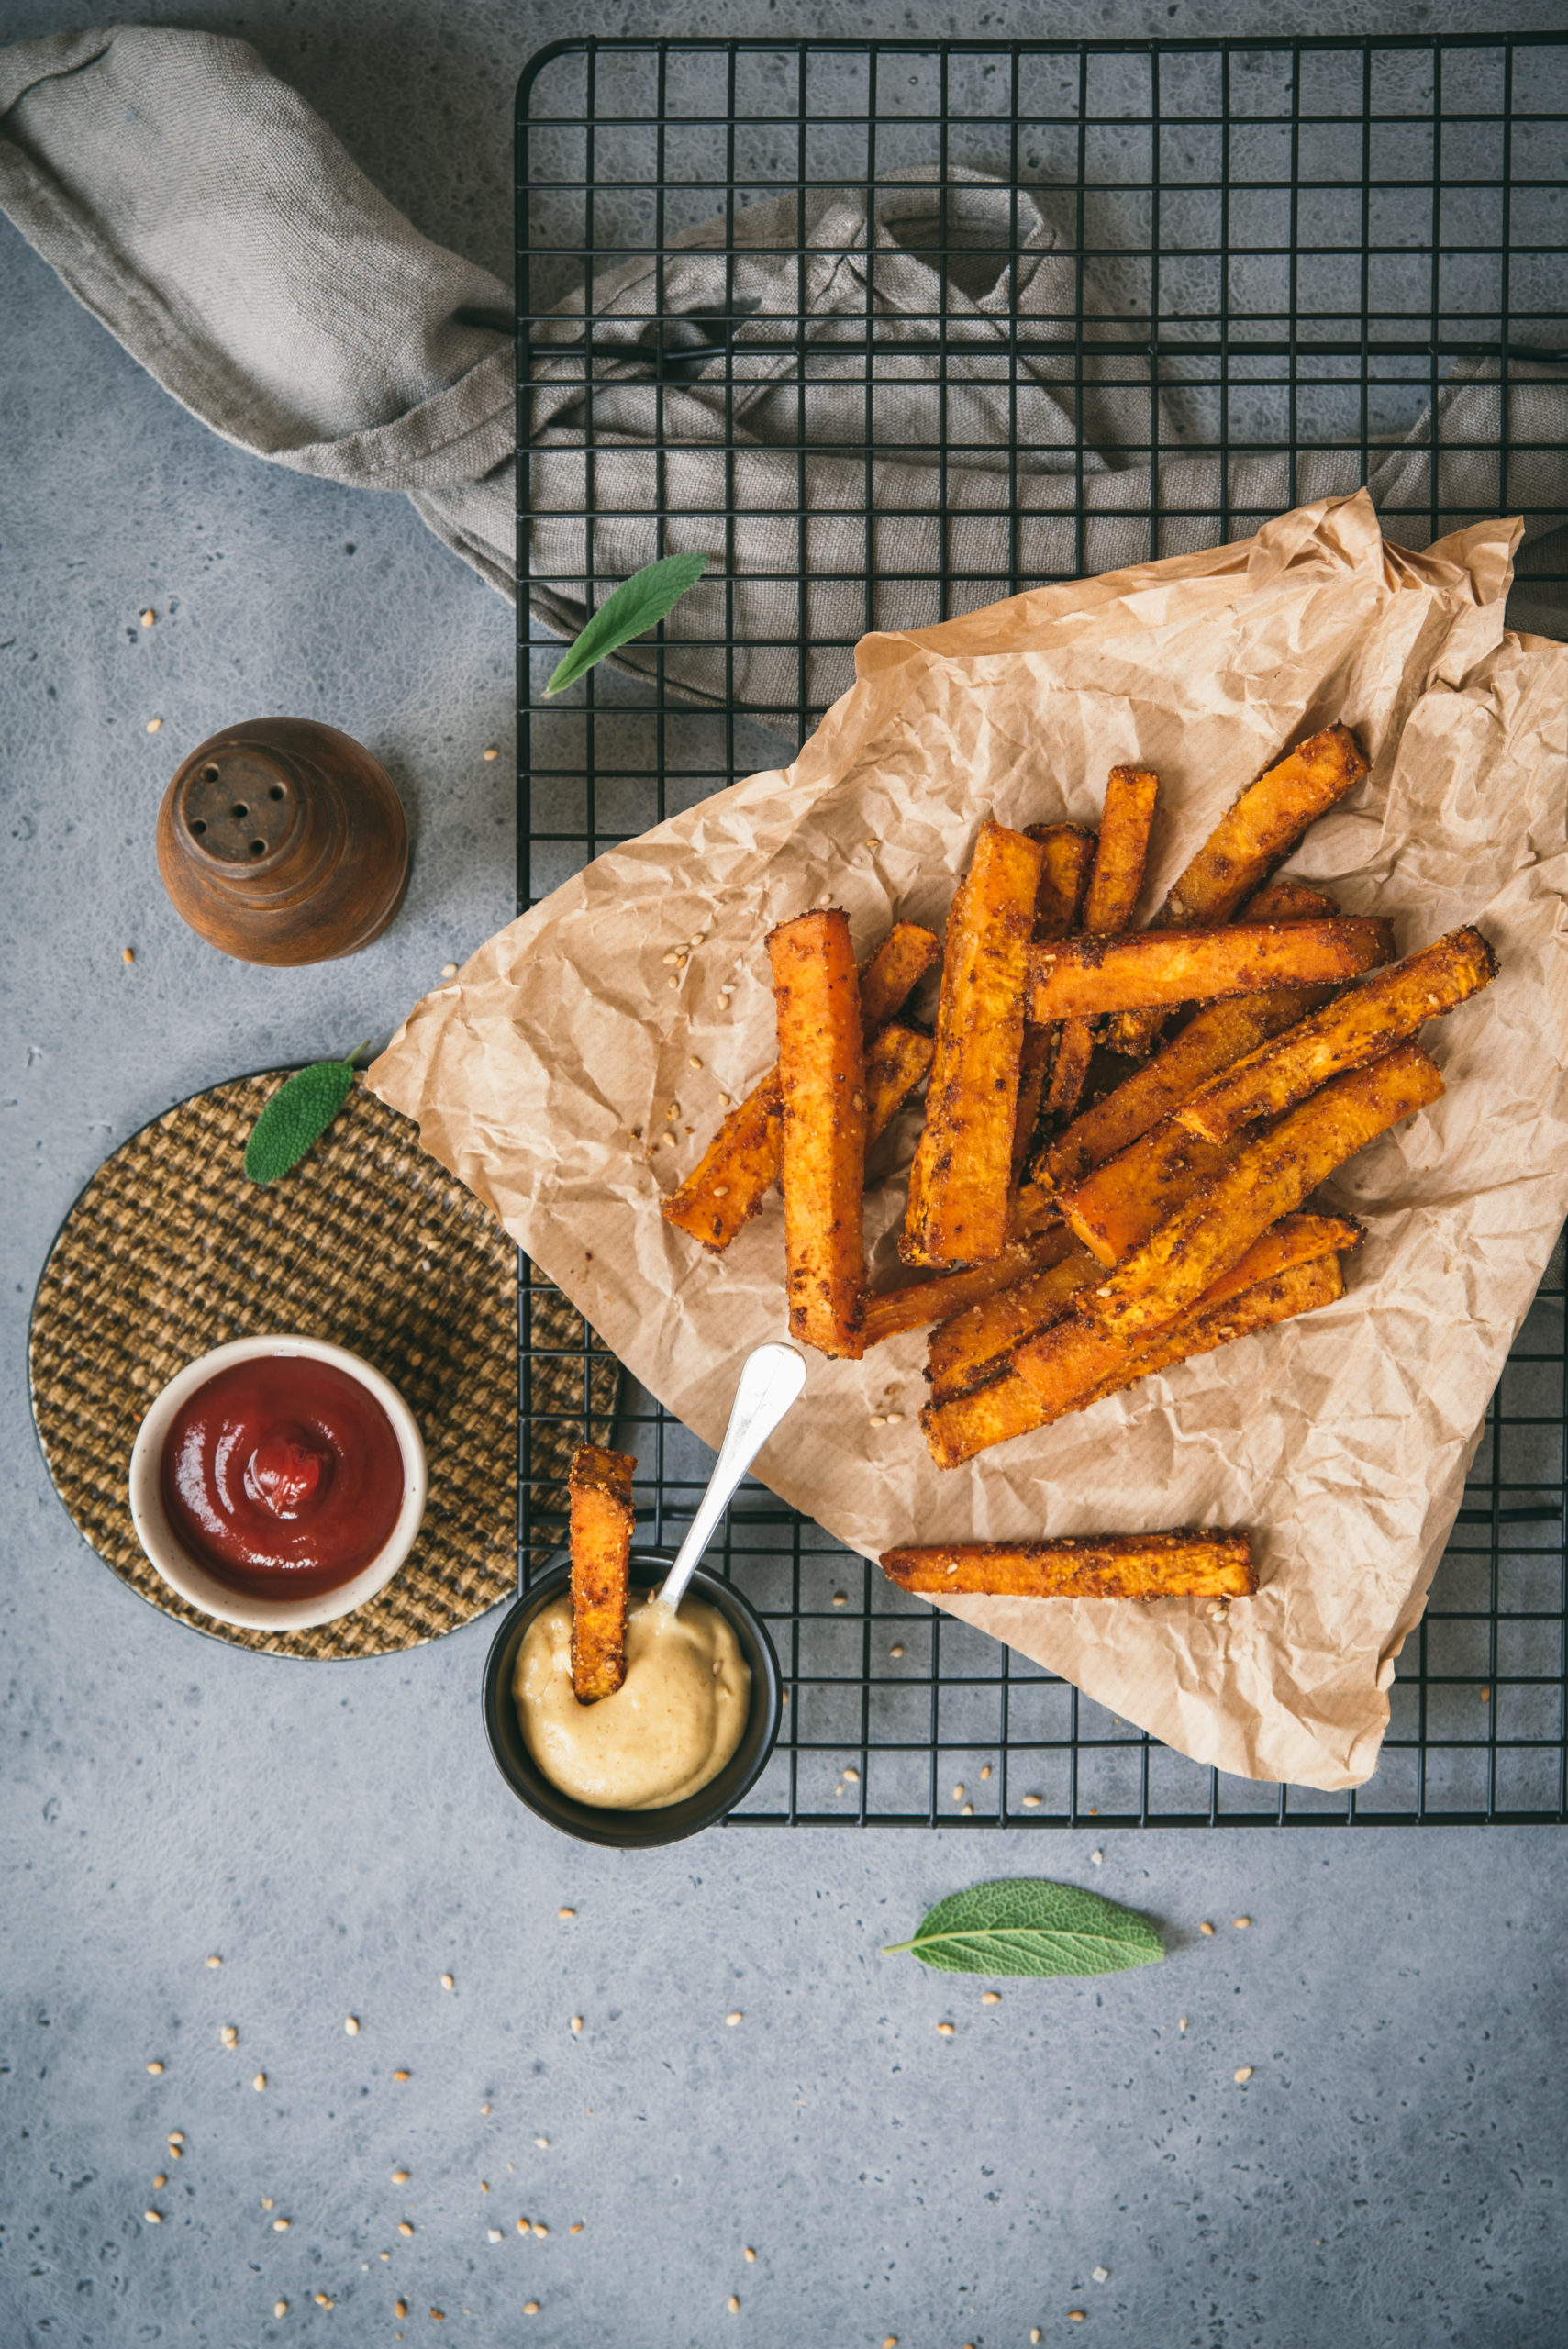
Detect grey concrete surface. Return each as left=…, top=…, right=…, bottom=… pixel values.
left=3, top=4, right=1565, bottom=2345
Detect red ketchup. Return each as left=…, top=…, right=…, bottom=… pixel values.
left=160, top=1355, right=406, bottom=1600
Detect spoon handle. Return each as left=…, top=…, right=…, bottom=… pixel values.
left=655, top=1342, right=807, bottom=1614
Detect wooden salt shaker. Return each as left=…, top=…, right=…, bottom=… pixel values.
left=157, top=718, right=410, bottom=966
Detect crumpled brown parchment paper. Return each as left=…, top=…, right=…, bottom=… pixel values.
left=371, top=491, right=1568, bottom=1789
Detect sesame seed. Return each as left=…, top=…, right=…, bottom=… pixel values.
left=393, top=2070, right=411, bottom=2082
left=221, top=2025, right=239, bottom=2048
left=668, top=977, right=678, bottom=990
left=728, top=2296, right=741, bottom=2314
left=345, top=2017, right=360, bottom=2035
left=440, top=963, right=458, bottom=979
left=1199, top=1921, right=1215, bottom=1936
left=393, top=2170, right=410, bottom=2185
left=483, top=746, right=500, bottom=762
left=662, top=951, right=680, bottom=966
left=865, top=839, right=880, bottom=850
left=140, top=608, right=156, bottom=627
left=558, top=1908, right=574, bottom=1919
left=889, top=1643, right=904, bottom=1658
left=535, top=2137, right=550, bottom=2149
left=517, top=2218, right=529, bottom=2234
left=713, top=1184, right=729, bottom=1197
left=1032, top=2334, right=1042, bottom=2345
left=252, top=2074, right=267, bottom=2091
left=399, top=2221, right=414, bottom=2238
left=869, top=1413, right=885, bottom=1426
left=168, top=2133, right=183, bottom=2147
left=206, top=1957, right=221, bottom=1969
left=981, top=1992, right=1000, bottom=2006
left=122, top=946, right=135, bottom=963
left=961, top=1804, right=974, bottom=1816
left=1234, top=2066, right=1254, bottom=2084
left=951, top=1785, right=965, bottom=1801
left=144, top=2209, right=162, bottom=2224
left=744, top=2247, right=756, bottom=2263
left=884, top=2337, right=897, bottom=2348
left=979, top=1765, right=991, bottom=1780
left=832, top=1592, right=847, bottom=1607
left=689, top=1056, right=703, bottom=1070
left=146, top=716, right=162, bottom=733
left=1480, top=1686, right=1491, bottom=1703
left=1234, top=1917, right=1251, bottom=1930
left=1093, top=2266, right=1109, bottom=2282
left=726, top=2012, right=743, bottom=2028
left=523, top=2305, right=539, bottom=2318
left=944, top=1561, right=958, bottom=1574
left=690, top=935, right=705, bottom=948
left=315, top=2295, right=334, bottom=2310
left=426, top=2310, right=441, bottom=2323
left=273, top=2218, right=290, bottom=2232
left=1090, top=1850, right=1104, bottom=1865
left=441, top=1975, right=454, bottom=1990
left=843, top=1767, right=859, bottom=1783
left=1022, top=1793, right=1040, bottom=1809
left=570, top=2017, right=583, bottom=2035
left=1069, top=2314, right=1085, bottom=2324
left=275, top=2302, right=289, bottom=2320
left=487, top=2228, right=503, bottom=2243
left=884, top=1411, right=904, bottom=1424
left=145, top=2061, right=164, bottom=2075
left=717, top=1091, right=731, bottom=1107
left=262, top=2199, right=273, bottom=2210
left=1179, top=2017, right=1189, bottom=2032
left=481, top=2104, right=491, bottom=2115
left=395, top=2303, right=408, bottom=2320
left=936, top=2021, right=954, bottom=2037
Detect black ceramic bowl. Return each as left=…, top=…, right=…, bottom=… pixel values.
left=482, top=1550, right=783, bottom=1848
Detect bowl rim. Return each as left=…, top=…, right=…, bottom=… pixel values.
left=483, top=1550, right=784, bottom=1848
left=127, top=1333, right=428, bottom=1632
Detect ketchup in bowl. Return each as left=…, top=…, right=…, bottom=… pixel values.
left=159, top=1354, right=406, bottom=1600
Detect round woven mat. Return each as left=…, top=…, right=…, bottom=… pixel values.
left=28, top=1074, right=618, bottom=1660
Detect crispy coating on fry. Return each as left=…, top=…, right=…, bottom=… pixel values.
left=1088, top=1041, right=1443, bottom=1345
left=1007, top=1180, right=1061, bottom=1241
left=862, top=1222, right=1080, bottom=1348
left=928, top=1244, right=1099, bottom=1398
left=568, top=1444, right=637, bottom=1702
left=769, top=909, right=867, bottom=1357
left=1025, top=823, right=1097, bottom=938
left=904, top=821, right=1047, bottom=1266
left=662, top=923, right=939, bottom=1251
left=1044, top=1016, right=1096, bottom=1123
left=1241, top=876, right=1340, bottom=924
left=1175, top=926, right=1497, bottom=1142
left=864, top=1021, right=935, bottom=1141
left=1168, top=725, right=1369, bottom=929
left=1011, top=1021, right=1057, bottom=1187
left=1029, top=916, right=1394, bottom=1020
left=923, top=1251, right=1344, bottom=1467
left=1057, top=1116, right=1240, bottom=1267
left=1040, top=985, right=1329, bottom=1195
left=879, top=1528, right=1256, bottom=1599
left=1084, top=767, right=1160, bottom=933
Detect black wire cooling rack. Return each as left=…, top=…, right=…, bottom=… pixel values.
left=515, top=32, right=1568, bottom=1827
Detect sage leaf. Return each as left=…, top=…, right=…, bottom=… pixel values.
left=544, top=551, right=709, bottom=696
left=243, top=1054, right=361, bottom=1185
left=884, top=1877, right=1163, bottom=1979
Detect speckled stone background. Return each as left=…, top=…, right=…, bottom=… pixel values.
left=3, top=3, right=1565, bottom=2344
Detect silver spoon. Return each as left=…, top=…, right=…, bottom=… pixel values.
left=654, top=1341, right=808, bottom=1614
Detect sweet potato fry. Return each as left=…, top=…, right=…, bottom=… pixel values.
left=1088, top=1041, right=1443, bottom=1345
left=862, top=1222, right=1081, bottom=1349
left=1011, top=828, right=1095, bottom=1181
left=1008, top=1181, right=1062, bottom=1241
left=928, top=1243, right=1099, bottom=1398
left=923, top=1250, right=1344, bottom=1468
left=768, top=909, right=867, bottom=1357
left=1029, top=917, right=1394, bottom=1021
left=1106, top=726, right=1364, bottom=1057
left=1038, top=772, right=1162, bottom=1134
left=879, top=1528, right=1256, bottom=1599
left=904, top=821, right=1047, bottom=1266
left=1039, top=985, right=1329, bottom=1195
left=1175, top=926, right=1497, bottom=1142
left=662, top=922, right=940, bottom=1251
left=864, top=1021, right=935, bottom=1142
left=1043, top=1017, right=1096, bottom=1122
left=1241, top=876, right=1340, bottom=924
left=1057, top=1117, right=1240, bottom=1267
left=569, top=1443, right=637, bottom=1701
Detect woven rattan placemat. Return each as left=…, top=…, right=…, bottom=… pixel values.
left=28, top=1074, right=617, bottom=1659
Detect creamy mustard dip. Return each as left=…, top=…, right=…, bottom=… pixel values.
left=515, top=1593, right=751, bottom=1810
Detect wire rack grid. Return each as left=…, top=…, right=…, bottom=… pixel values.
left=514, top=32, right=1568, bottom=1828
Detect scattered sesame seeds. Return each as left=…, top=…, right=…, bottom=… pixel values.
left=441, top=1975, right=454, bottom=1991
left=253, top=2074, right=267, bottom=2091
left=869, top=1412, right=885, bottom=1426
left=517, top=2219, right=529, bottom=2234
left=952, top=1785, right=965, bottom=1801
left=440, top=963, right=458, bottom=979
left=1021, top=1793, right=1040, bottom=1809
left=275, top=2302, right=289, bottom=2320
left=558, top=1908, right=574, bottom=1919
left=889, top=1643, right=904, bottom=1658
left=717, top=1091, right=731, bottom=1107
left=221, top=2025, right=239, bottom=2048
left=533, top=2222, right=549, bottom=2239
left=667, top=977, right=678, bottom=990
left=979, top=1765, right=991, bottom=1780
left=427, top=2310, right=441, bottom=2322
left=570, top=2017, right=583, bottom=2035
left=273, top=2218, right=291, bottom=2233
left=936, top=2021, right=954, bottom=2037
left=1179, top=2018, right=1189, bottom=2032
left=483, top=746, right=500, bottom=762
left=314, top=2295, right=334, bottom=2310
left=662, top=951, right=680, bottom=966
left=981, top=1992, right=1000, bottom=2006
left=392, top=2170, right=410, bottom=2186
left=206, top=1956, right=222, bottom=1969
left=1234, top=2066, right=1254, bottom=2084
left=399, top=2221, right=415, bottom=2238
left=122, top=946, right=135, bottom=963
left=728, top=2296, right=741, bottom=2314
left=480, top=2104, right=491, bottom=2115
left=726, top=2012, right=743, bottom=2028
left=712, top=1184, right=729, bottom=1197
left=535, top=2136, right=550, bottom=2149
left=570, top=2221, right=584, bottom=2235
left=831, top=1591, right=847, bottom=1607
left=1234, top=1917, right=1251, bottom=1930
left=345, top=2017, right=361, bottom=2035
left=393, top=2070, right=411, bottom=2083
left=145, top=2061, right=164, bottom=2076
left=1480, top=1686, right=1491, bottom=1703
left=395, top=2304, right=408, bottom=2321
left=843, top=1766, right=859, bottom=1783
left=884, top=1410, right=905, bottom=1425
left=140, top=608, right=156, bottom=627
left=1199, top=1921, right=1215, bottom=1937
left=744, top=2248, right=756, bottom=2264
left=523, top=2304, right=540, bottom=2318
left=689, top=1055, right=703, bottom=1070
left=168, top=2132, right=184, bottom=2147
left=146, top=716, right=162, bottom=733
left=144, top=2209, right=162, bottom=2224
left=961, top=1804, right=974, bottom=1817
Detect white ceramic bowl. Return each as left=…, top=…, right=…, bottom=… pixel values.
left=128, top=1335, right=427, bottom=1632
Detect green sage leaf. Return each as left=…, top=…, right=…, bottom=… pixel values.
left=243, top=1058, right=358, bottom=1185
left=884, top=1877, right=1163, bottom=1979
left=544, top=551, right=709, bottom=696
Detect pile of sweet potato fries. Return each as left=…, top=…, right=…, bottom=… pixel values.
left=661, top=724, right=1496, bottom=1601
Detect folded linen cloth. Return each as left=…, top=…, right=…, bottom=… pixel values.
left=3, top=23, right=1563, bottom=709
